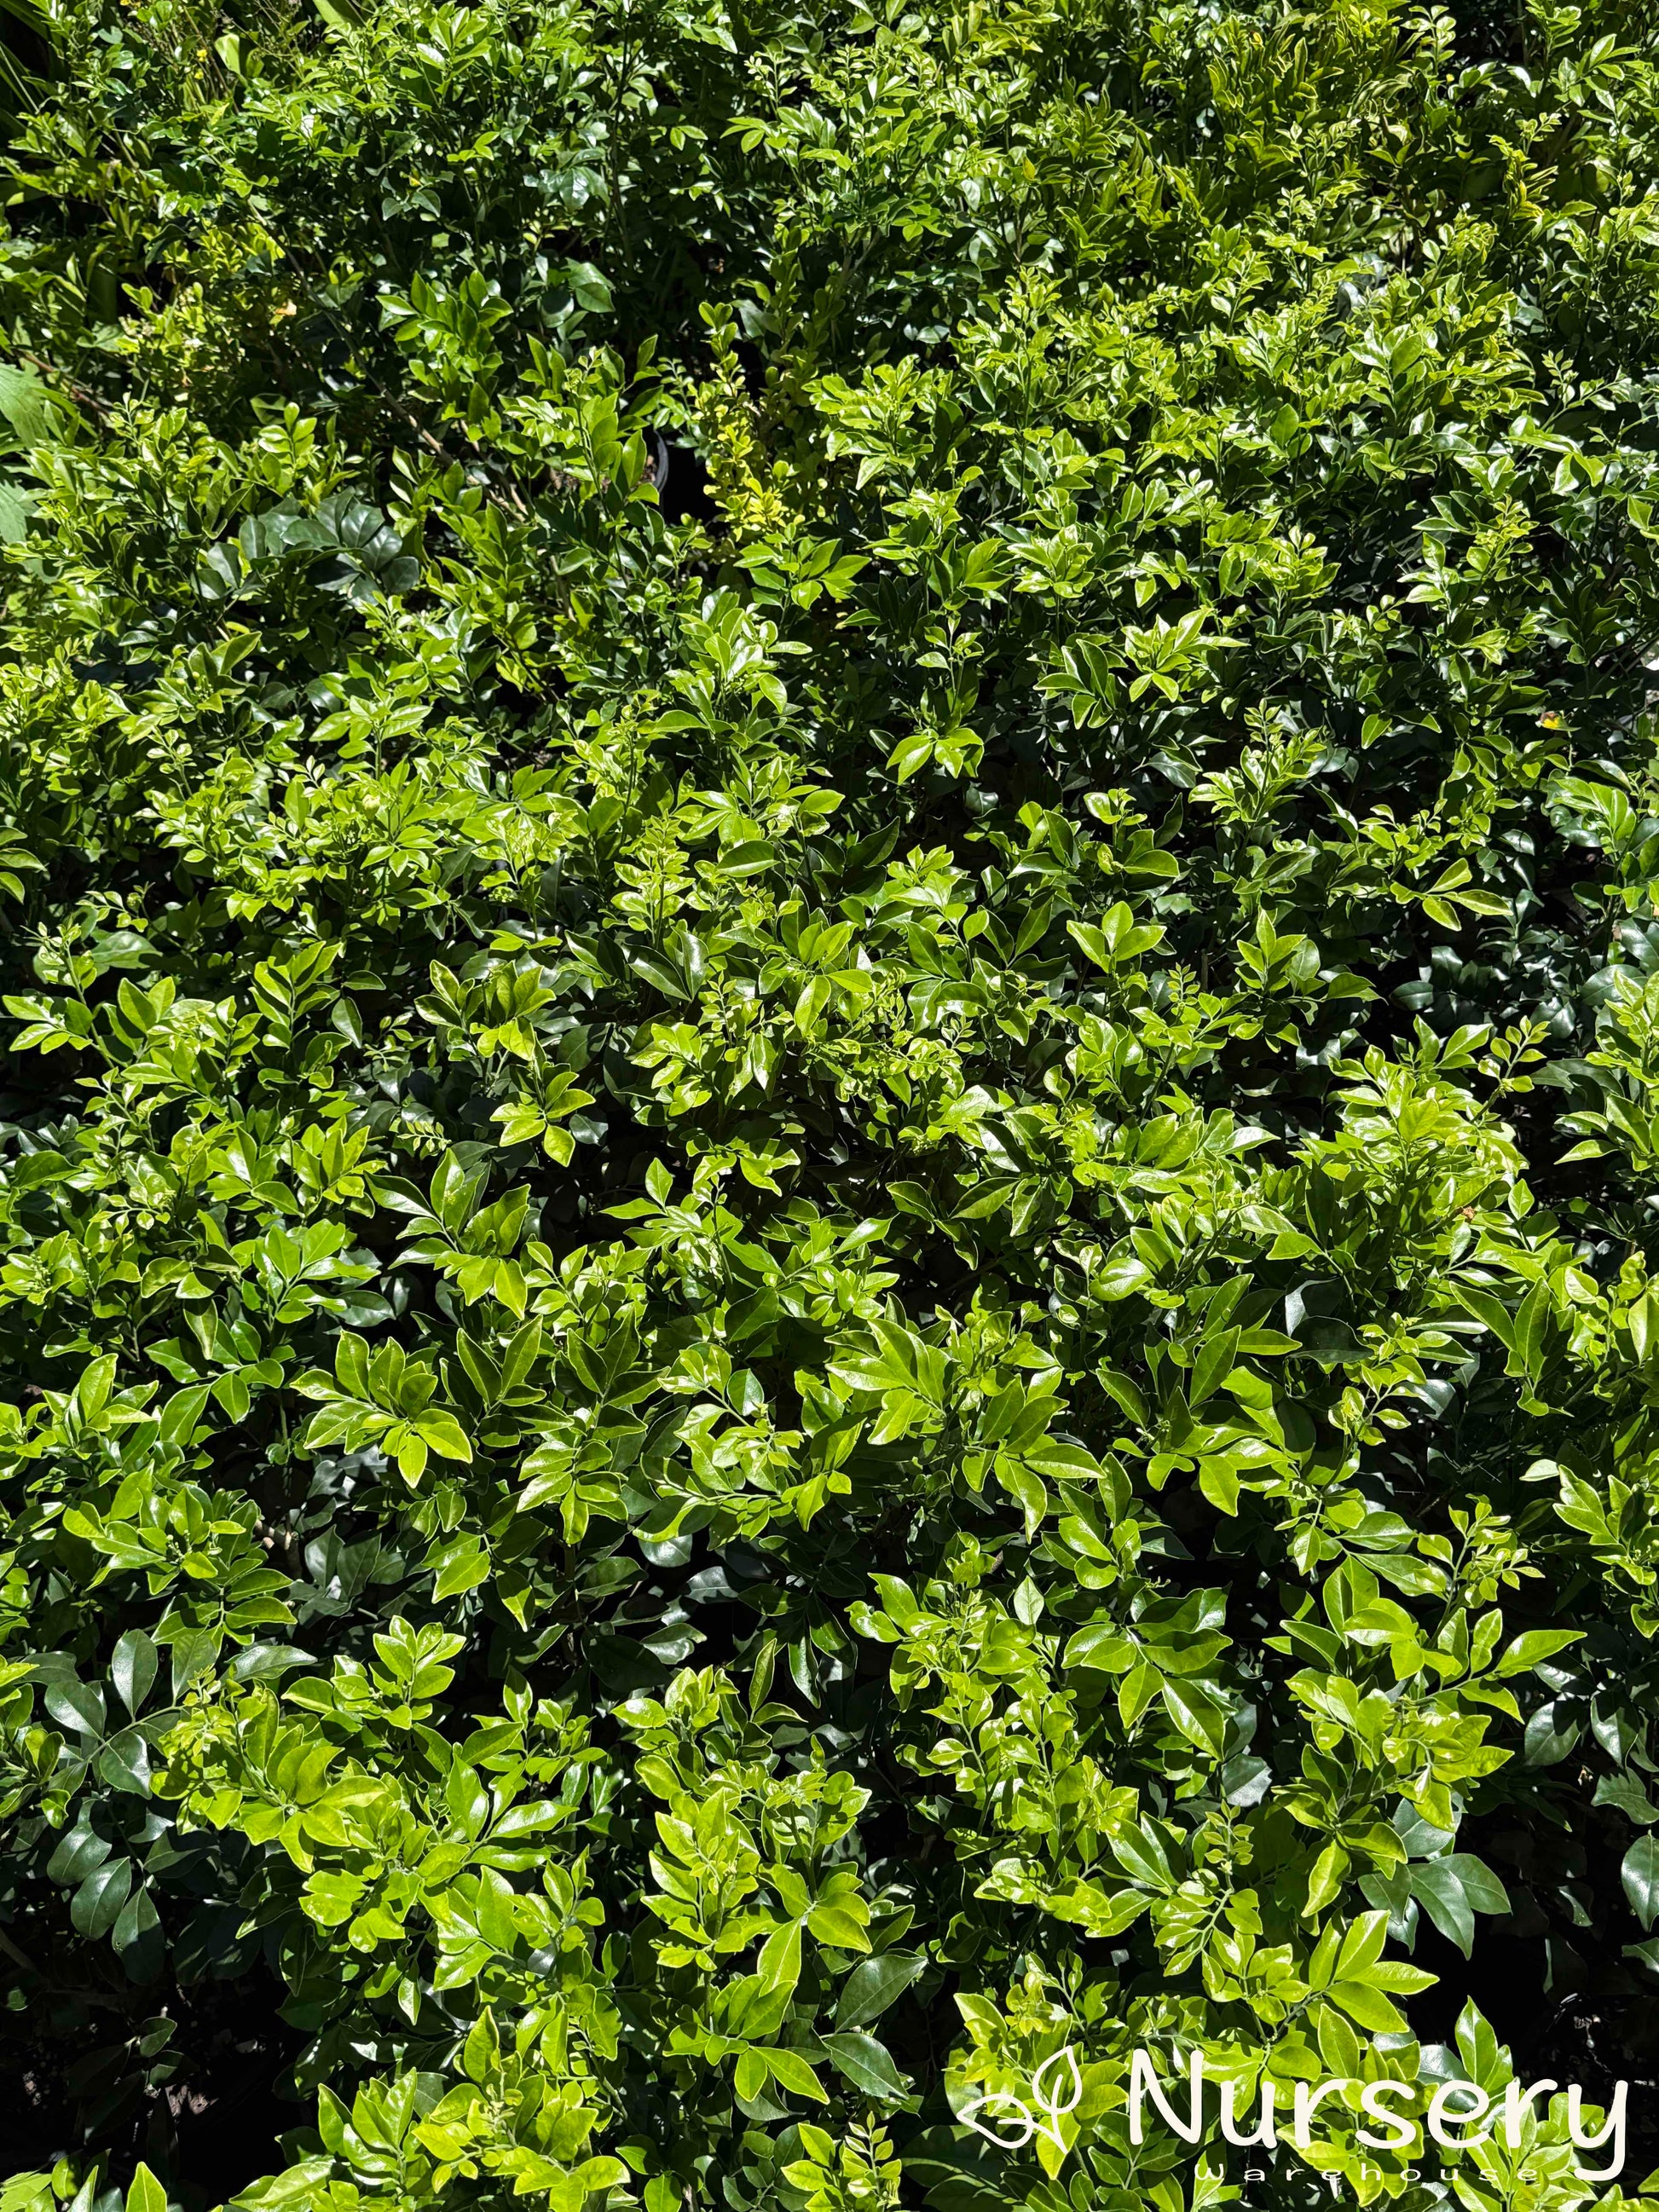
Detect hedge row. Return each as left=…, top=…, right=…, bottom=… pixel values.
left=1, top=0, right=1659, bottom=2208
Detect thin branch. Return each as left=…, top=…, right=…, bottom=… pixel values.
left=0, top=1921, right=38, bottom=1974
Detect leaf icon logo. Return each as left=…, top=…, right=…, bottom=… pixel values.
left=958, top=2049, right=1083, bottom=2157
left=1031, top=2047, right=1084, bottom=2148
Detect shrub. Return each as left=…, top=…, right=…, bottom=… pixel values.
left=1, top=0, right=1658, bottom=2206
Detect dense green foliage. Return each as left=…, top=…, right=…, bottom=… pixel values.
left=3, top=0, right=1659, bottom=2206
